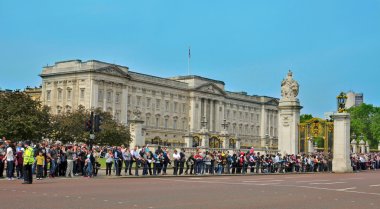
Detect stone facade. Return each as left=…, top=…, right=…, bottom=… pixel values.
left=40, top=59, right=279, bottom=148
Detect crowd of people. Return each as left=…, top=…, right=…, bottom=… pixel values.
left=1, top=137, right=380, bottom=184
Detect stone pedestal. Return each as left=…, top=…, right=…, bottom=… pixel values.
left=332, top=113, right=352, bottom=173
left=359, top=140, right=365, bottom=153
left=200, top=133, right=209, bottom=147
left=129, top=120, right=145, bottom=148
left=278, top=99, right=302, bottom=155
left=183, top=135, right=193, bottom=148
left=235, top=139, right=241, bottom=150
left=365, top=141, right=370, bottom=153
left=308, top=139, right=314, bottom=153
left=350, top=140, right=357, bottom=153
left=220, top=131, right=229, bottom=149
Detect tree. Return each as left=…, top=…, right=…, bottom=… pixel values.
left=0, top=91, right=50, bottom=143
left=49, top=106, right=131, bottom=146
left=300, top=114, right=313, bottom=123
left=348, top=103, right=380, bottom=148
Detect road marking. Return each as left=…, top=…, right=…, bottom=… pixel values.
left=297, top=180, right=329, bottom=183
left=336, top=187, right=356, bottom=191
left=243, top=180, right=284, bottom=183
left=188, top=178, right=201, bottom=180
left=206, top=178, right=230, bottom=180
left=339, top=178, right=363, bottom=181
left=310, top=182, right=346, bottom=185
left=369, top=184, right=380, bottom=187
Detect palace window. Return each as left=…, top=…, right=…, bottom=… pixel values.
left=174, top=102, right=178, bottom=113
left=156, top=99, right=161, bottom=110
left=128, top=95, right=131, bottom=105
left=80, top=88, right=85, bottom=100
left=182, top=103, right=186, bottom=113
left=146, top=98, right=151, bottom=108
left=46, top=90, right=51, bottom=101
left=107, top=91, right=112, bottom=103
left=98, top=90, right=104, bottom=102
left=164, top=118, right=168, bottom=128
left=136, top=96, right=141, bottom=106
left=173, top=119, right=177, bottom=129
left=115, top=93, right=120, bottom=104
left=57, top=89, right=62, bottom=101
left=67, top=89, right=72, bottom=101
left=155, top=117, right=159, bottom=127
left=165, top=101, right=169, bottom=112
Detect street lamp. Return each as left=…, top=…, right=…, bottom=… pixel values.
left=336, top=92, right=347, bottom=113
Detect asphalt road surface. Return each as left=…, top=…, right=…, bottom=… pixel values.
left=1, top=171, right=380, bottom=209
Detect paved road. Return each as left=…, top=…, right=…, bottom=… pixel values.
left=1, top=171, right=380, bottom=209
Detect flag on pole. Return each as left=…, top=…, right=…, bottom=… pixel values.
left=188, top=47, right=191, bottom=59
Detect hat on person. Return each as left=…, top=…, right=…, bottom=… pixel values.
left=24, top=140, right=31, bottom=146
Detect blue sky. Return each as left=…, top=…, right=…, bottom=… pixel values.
left=1, top=0, right=379, bottom=117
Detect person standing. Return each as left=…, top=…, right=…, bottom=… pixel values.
left=3, top=143, right=15, bottom=180
left=23, top=141, right=34, bottom=184
left=35, top=151, right=45, bottom=180
left=0, top=142, right=5, bottom=178
left=65, top=147, right=74, bottom=178
left=172, top=149, right=180, bottom=175
left=105, top=150, right=113, bottom=176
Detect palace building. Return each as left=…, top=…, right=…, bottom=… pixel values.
left=40, top=59, right=279, bottom=149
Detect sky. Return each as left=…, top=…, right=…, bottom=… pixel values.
left=0, top=0, right=379, bottom=117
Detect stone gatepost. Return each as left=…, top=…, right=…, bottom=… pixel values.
left=365, top=141, right=370, bottom=153
left=308, top=139, right=314, bottom=153
left=332, top=113, right=352, bottom=173
left=129, top=120, right=145, bottom=148
left=200, top=132, right=209, bottom=147
left=350, top=139, right=357, bottom=153
left=183, top=134, right=193, bottom=148
left=359, top=139, right=365, bottom=153
left=129, top=107, right=145, bottom=148
left=278, top=71, right=302, bottom=155
left=235, top=139, right=241, bottom=150
left=220, top=133, right=229, bottom=149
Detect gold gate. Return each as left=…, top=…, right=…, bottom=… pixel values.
left=298, top=118, right=334, bottom=153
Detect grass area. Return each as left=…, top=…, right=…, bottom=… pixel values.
left=98, top=158, right=106, bottom=169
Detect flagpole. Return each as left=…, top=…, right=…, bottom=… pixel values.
left=188, top=46, right=191, bottom=75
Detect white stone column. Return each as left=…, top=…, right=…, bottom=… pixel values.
left=121, top=86, right=128, bottom=124
left=278, top=99, right=302, bottom=155
left=197, top=98, right=202, bottom=130
left=210, top=99, right=214, bottom=132
left=332, top=113, right=353, bottom=173
left=129, top=119, right=145, bottom=148
left=189, top=97, right=196, bottom=132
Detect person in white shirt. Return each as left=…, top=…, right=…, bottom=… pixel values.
left=3, top=145, right=15, bottom=180
left=172, top=149, right=181, bottom=175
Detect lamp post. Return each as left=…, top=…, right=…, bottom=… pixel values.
left=336, top=92, right=348, bottom=113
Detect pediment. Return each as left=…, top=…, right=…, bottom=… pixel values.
left=95, top=65, right=130, bottom=78
left=265, top=98, right=279, bottom=106
left=194, top=83, right=226, bottom=95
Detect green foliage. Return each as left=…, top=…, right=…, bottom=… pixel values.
left=348, top=103, right=380, bottom=148
left=0, top=91, right=50, bottom=142
left=300, top=114, right=313, bottom=123
left=50, top=107, right=131, bottom=146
